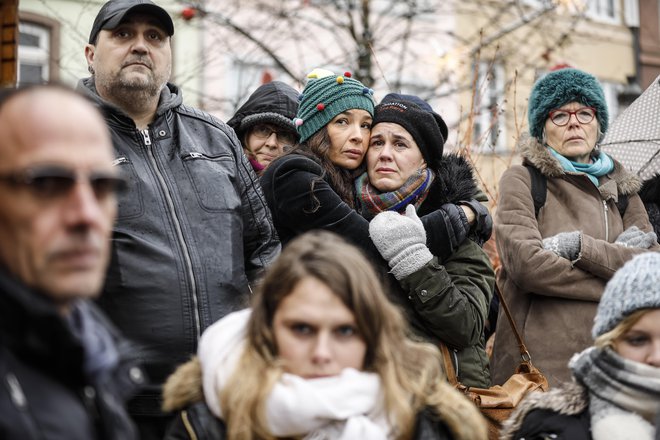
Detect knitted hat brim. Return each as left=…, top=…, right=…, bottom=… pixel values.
left=528, top=68, right=609, bottom=140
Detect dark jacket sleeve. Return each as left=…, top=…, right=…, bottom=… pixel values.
left=398, top=239, right=494, bottom=348
left=233, top=132, right=281, bottom=281
left=262, top=155, right=385, bottom=263
left=510, top=408, right=591, bottom=440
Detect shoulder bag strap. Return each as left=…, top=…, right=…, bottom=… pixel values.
left=494, top=282, right=532, bottom=362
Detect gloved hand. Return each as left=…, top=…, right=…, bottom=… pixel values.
left=615, top=226, right=657, bottom=249
left=458, top=199, right=493, bottom=245
left=369, top=204, right=433, bottom=280
left=542, top=231, right=581, bottom=261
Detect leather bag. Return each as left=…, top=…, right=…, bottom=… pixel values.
left=439, top=283, right=549, bottom=440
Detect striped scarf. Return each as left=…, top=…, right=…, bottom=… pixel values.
left=355, top=168, right=435, bottom=220
left=570, top=346, right=660, bottom=439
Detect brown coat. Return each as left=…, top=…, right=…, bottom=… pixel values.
left=491, top=135, right=659, bottom=386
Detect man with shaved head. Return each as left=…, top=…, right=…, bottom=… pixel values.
left=0, top=84, right=142, bottom=439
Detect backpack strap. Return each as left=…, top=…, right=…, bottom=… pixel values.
left=524, top=164, right=546, bottom=218
left=524, top=163, right=629, bottom=217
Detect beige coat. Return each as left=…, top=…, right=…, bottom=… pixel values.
left=491, top=135, right=659, bottom=386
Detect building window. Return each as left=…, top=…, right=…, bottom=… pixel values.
left=601, top=81, right=621, bottom=121
left=586, top=0, right=620, bottom=23
left=472, top=62, right=507, bottom=153
left=18, top=22, right=50, bottom=85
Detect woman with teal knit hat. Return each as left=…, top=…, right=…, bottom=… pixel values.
left=491, top=67, right=660, bottom=388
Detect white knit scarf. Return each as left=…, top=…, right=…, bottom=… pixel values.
left=570, top=347, right=660, bottom=440
left=197, top=309, right=393, bottom=439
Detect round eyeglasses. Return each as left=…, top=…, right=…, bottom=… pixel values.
left=548, top=107, right=596, bottom=127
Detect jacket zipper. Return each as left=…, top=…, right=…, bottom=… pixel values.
left=141, top=129, right=202, bottom=340
left=602, top=200, right=609, bottom=242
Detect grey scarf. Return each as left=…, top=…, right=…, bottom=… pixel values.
left=570, top=347, right=660, bottom=439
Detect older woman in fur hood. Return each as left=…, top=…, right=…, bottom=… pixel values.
left=501, top=252, right=660, bottom=440
left=491, top=67, right=660, bottom=388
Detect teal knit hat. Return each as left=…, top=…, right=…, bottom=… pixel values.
left=294, top=68, right=375, bottom=142
left=528, top=68, right=608, bottom=140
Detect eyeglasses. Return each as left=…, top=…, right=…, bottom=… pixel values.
left=250, top=124, right=297, bottom=146
left=548, top=107, right=596, bottom=127
left=0, top=165, right=127, bottom=199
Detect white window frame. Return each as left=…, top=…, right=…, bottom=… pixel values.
left=17, top=22, right=50, bottom=85
left=586, top=0, right=621, bottom=24
left=472, top=61, right=507, bottom=154
left=601, top=81, right=621, bottom=122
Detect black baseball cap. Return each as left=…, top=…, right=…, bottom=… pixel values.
left=88, top=0, right=174, bottom=44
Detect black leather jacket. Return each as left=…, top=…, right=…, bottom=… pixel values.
left=77, top=79, right=281, bottom=414
left=0, top=268, right=143, bottom=440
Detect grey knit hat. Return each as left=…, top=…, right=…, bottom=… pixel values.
left=592, top=252, right=660, bottom=338
left=528, top=68, right=608, bottom=141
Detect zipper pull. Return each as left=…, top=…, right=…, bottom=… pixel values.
left=6, top=373, right=27, bottom=410
left=112, top=157, right=128, bottom=166
left=141, top=129, right=152, bottom=146
left=188, top=152, right=203, bottom=159
left=603, top=200, right=608, bottom=212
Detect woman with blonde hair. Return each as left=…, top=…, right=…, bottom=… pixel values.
left=501, top=252, right=660, bottom=440
left=162, top=231, right=487, bottom=440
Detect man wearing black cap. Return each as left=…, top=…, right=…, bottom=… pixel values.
left=78, top=1, right=281, bottom=438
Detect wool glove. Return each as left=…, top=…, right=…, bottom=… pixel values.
left=369, top=205, right=433, bottom=280
left=542, top=231, right=581, bottom=261
left=615, top=226, right=657, bottom=249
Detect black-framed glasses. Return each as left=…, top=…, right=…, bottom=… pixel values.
left=250, top=124, right=297, bottom=145
left=0, top=165, right=127, bottom=199
left=548, top=107, right=596, bottom=127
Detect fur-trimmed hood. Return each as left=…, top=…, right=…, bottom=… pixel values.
left=500, top=382, right=588, bottom=440
left=420, top=152, right=484, bottom=214
left=517, top=133, right=642, bottom=196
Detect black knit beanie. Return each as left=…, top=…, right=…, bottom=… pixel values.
left=372, top=99, right=448, bottom=166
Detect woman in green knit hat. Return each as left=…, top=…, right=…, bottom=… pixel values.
left=491, top=67, right=660, bottom=388
left=259, top=68, right=386, bottom=260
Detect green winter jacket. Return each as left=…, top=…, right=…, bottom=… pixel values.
left=399, top=239, right=494, bottom=388
left=388, top=154, right=495, bottom=388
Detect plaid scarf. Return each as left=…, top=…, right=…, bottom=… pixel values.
left=570, top=346, right=660, bottom=439
left=355, top=168, right=435, bottom=220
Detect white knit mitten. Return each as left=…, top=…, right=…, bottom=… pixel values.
left=369, top=205, right=433, bottom=280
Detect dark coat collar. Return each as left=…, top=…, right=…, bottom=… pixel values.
left=0, top=267, right=86, bottom=387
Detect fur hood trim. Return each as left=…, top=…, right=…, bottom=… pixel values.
left=499, top=382, right=588, bottom=440
left=423, top=153, right=482, bottom=210
left=162, top=357, right=204, bottom=413
left=517, top=134, right=641, bottom=196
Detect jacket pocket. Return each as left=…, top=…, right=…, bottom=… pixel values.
left=181, top=152, right=240, bottom=212
left=112, top=157, right=144, bottom=219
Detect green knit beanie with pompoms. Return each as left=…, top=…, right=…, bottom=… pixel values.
left=294, top=68, right=375, bottom=143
